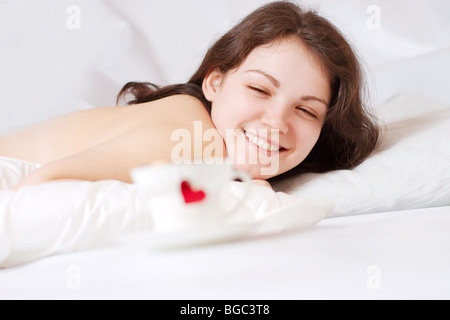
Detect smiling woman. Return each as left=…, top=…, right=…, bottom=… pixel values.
left=0, top=1, right=379, bottom=189
left=202, top=37, right=331, bottom=179
left=118, top=1, right=379, bottom=179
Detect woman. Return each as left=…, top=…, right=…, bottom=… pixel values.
left=0, top=1, right=379, bottom=189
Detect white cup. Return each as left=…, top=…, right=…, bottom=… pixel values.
left=130, top=163, right=251, bottom=233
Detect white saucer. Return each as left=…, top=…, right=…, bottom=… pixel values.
left=118, top=223, right=257, bottom=250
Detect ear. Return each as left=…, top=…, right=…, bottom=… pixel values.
left=202, top=68, right=223, bottom=102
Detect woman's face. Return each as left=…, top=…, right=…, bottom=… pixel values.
left=204, top=37, right=331, bottom=179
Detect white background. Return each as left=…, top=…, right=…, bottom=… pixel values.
left=1, top=0, right=450, bottom=133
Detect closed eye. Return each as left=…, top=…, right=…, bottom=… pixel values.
left=248, top=86, right=269, bottom=96
left=296, top=107, right=318, bottom=119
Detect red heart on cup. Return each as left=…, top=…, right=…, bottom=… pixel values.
left=180, top=180, right=206, bottom=204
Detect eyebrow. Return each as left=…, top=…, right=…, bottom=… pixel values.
left=245, top=69, right=329, bottom=107
left=245, top=69, right=280, bottom=88
left=300, top=95, right=329, bottom=108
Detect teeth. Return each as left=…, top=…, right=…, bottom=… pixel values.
left=243, top=130, right=280, bottom=152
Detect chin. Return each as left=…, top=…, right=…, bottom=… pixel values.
left=233, top=162, right=281, bottom=180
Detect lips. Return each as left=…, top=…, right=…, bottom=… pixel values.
left=242, top=129, right=285, bottom=152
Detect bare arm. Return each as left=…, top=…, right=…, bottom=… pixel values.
left=13, top=126, right=178, bottom=189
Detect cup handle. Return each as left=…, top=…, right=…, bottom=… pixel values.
left=222, top=170, right=252, bottom=218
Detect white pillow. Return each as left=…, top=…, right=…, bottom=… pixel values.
left=272, top=93, right=450, bottom=217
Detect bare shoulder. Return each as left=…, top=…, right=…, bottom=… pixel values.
left=134, top=94, right=209, bottom=117
left=134, top=95, right=224, bottom=164
left=168, top=94, right=208, bottom=110
left=135, top=94, right=212, bottom=124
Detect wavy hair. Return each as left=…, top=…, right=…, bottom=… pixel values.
left=117, top=1, right=380, bottom=177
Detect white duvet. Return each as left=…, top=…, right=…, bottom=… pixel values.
left=0, top=158, right=332, bottom=268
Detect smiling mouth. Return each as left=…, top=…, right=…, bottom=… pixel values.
left=242, top=129, right=285, bottom=152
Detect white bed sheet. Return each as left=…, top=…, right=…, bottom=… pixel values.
left=0, top=205, right=448, bottom=300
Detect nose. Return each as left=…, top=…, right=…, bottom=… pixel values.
left=260, top=104, right=289, bottom=134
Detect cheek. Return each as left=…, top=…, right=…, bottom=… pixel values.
left=308, top=126, right=323, bottom=150
left=210, top=102, right=230, bottom=136
left=310, top=125, right=323, bottom=146
left=211, top=94, right=247, bottom=131
left=293, top=124, right=322, bottom=155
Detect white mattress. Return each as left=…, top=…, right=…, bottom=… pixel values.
left=0, top=205, right=449, bottom=300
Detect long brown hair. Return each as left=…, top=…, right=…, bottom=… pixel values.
left=117, top=1, right=379, bottom=177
